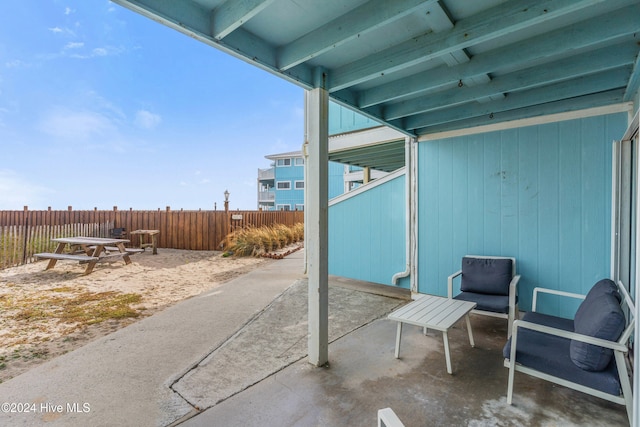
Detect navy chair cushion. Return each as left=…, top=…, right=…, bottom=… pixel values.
left=519, top=311, right=574, bottom=331
left=454, top=292, right=512, bottom=314
left=503, top=311, right=621, bottom=396
left=570, top=281, right=625, bottom=371
left=583, top=279, right=622, bottom=303
left=460, top=257, right=512, bottom=295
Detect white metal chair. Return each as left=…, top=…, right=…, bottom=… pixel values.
left=448, top=255, right=520, bottom=337
left=503, top=279, right=634, bottom=425
left=377, top=408, right=405, bottom=427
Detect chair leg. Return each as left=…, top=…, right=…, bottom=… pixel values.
left=507, top=326, right=519, bottom=405
left=508, top=307, right=516, bottom=338
left=614, top=351, right=633, bottom=425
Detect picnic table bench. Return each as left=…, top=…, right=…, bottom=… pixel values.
left=88, top=245, right=145, bottom=254
left=35, top=236, right=137, bottom=275
left=34, top=253, right=98, bottom=263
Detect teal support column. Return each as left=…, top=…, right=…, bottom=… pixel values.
left=305, top=87, right=329, bottom=367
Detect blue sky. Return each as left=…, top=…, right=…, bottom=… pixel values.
left=0, top=1, right=304, bottom=211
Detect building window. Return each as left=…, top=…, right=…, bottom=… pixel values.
left=276, top=181, right=291, bottom=190
left=295, top=158, right=304, bottom=166
left=295, top=204, right=304, bottom=211
left=295, top=180, right=304, bottom=189
left=277, top=204, right=291, bottom=211
left=276, top=158, right=291, bottom=167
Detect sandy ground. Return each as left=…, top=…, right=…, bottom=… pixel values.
left=0, top=248, right=283, bottom=383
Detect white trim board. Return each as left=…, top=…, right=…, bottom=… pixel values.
left=329, top=167, right=405, bottom=207
left=418, top=103, right=634, bottom=142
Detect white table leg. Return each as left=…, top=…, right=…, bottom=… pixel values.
left=442, top=331, right=452, bottom=374
left=465, top=314, right=475, bottom=347
left=394, top=322, right=402, bottom=358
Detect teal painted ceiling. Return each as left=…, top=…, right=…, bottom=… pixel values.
left=112, top=0, right=640, bottom=138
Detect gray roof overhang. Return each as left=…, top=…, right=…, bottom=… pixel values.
left=112, top=0, right=640, bottom=170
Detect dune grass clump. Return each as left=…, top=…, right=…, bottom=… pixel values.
left=4, top=289, right=142, bottom=326
left=221, top=222, right=304, bottom=257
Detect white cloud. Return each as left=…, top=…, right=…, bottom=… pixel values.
left=65, top=42, right=84, bottom=50
left=0, top=170, right=54, bottom=209
left=135, top=110, right=161, bottom=130
left=5, top=59, right=29, bottom=68
left=38, top=108, right=116, bottom=141
left=66, top=45, right=125, bottom=59
left=48, top=26, right=75, bottom=37
left=85, top=90, right=126, bottom=120
left=64, top=7, right=74, bottom=15
left=270, top=138, right=290, bottom=152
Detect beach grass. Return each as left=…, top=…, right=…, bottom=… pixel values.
left=221, top=222, right=304, bottom=257
left=2, top=288, right=142, bottom=327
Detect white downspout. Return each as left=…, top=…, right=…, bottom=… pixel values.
left=392, top=137, right=415, bottom=286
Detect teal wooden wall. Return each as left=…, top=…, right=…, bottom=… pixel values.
left=328, top=161, right=345, bottom=200
left=419, top=113, right=627, bottom=318
left=329, top=102, right=379, bottom=135
left=329, top=173, right=408, bottom=287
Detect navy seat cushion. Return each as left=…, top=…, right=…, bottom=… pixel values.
left=519, top=311, right=574, bottom=331
left=503, top=312, right=621, bottom=395
left=570, top=280, right=625, bottom=371
left=454, top=292, right=513, bottom=314
left=460, top=257, right=512, bottom=295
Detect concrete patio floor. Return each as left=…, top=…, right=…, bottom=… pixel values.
left=0, top=249, right=629, bottom=426
left=181, top=290, right=629, bottom=427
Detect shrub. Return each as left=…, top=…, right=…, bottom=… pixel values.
left=221, top=222, right=304, bottom=257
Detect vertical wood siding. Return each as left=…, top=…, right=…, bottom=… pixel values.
left=419, top=113, right=627, bottom=317
left=328, top=174, right=407, bottom=287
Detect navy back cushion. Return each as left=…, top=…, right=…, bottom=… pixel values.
left=460, top=257, right=512, bottom=296
left=570, top=279, right=625, bottom=371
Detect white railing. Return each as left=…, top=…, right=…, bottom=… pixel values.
left=258, top=190, right=275, bottom=202
left=258, top=168, right=275, bottom=180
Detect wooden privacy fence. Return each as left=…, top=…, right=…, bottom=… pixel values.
left=0, top=207, right=304, bottom=269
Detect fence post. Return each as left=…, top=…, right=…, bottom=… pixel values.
left=21, top=206, right=29, bottom=264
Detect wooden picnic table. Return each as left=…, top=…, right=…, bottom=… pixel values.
left=130, top=229, right=160, bottom=254
left=35, top=236, right=139, bottom=275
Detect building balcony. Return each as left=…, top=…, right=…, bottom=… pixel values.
left=258, top=168, right=275, bottom=181
left=258, top=190, right=275, bottom=202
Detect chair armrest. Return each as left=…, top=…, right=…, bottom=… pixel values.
left=447, top=270, right=462, bottom=298
left=377, top=408, right=405, bottom=427
left=531, top=287, right=586, bottom=312
left=511, top=320, right=628, bottom=352
left=508, top=274, right=520, bottom=307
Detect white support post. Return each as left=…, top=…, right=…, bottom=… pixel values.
left=305, top=87, right=329, bottom=367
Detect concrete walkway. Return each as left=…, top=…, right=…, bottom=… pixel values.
left=0, top=251, right=307, bottom=426
left=0, top=250, right=407, bottom=427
